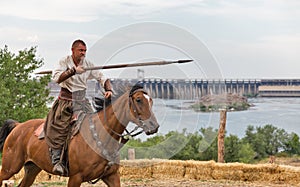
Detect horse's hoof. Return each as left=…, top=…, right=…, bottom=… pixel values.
left=53, top=163, right=64, bottom=176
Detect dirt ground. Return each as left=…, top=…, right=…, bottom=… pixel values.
left=29, top=178, right=299, bottom=187
left=100, top=179, right=298, bottom=187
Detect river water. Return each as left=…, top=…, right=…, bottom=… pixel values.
left=49, top=96, right=300, bottom=140
left=134, top=97, right=300, bottom=140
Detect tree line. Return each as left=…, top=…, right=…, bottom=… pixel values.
left=121, top=125, right=300, bottom=163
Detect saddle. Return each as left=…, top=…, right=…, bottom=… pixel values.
left=34, top=111, right=86, bottom=140
left=35, top=96, right=110, bottom=139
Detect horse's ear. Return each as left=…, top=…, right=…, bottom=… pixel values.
left=129, top=83, right=144, bottom=96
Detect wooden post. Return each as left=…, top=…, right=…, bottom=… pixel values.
left=218, top=109, right=227, bottom=163
left=128, top=148, right=135, bottom=160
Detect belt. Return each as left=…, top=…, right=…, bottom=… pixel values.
left=59, top=87, right=86, bottom=101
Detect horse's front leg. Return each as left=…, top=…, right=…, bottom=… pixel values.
left=67, top=174, right=83, bottom=187
left=102, top=172, right=121, bottom=187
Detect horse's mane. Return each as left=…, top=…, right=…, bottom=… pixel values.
left=93, top=82, right=144, bottom=112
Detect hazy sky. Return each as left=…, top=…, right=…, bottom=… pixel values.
left=0, top=0, right=299, bottom=79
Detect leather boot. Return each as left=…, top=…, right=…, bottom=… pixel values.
left=51, top=148, right=64, bottom=175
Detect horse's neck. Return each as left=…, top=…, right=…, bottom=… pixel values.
left=78, top=96, right=131, bottom=163
left=97, top=93, right=130, bottom=139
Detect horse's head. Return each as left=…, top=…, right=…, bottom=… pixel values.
left=128, top=85, right=159, bottom=135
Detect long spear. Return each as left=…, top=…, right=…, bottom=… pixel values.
left=35, top=59, right=193, bottom=75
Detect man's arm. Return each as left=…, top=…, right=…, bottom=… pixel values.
left=103, top=79, right=113, bottom=98
left=56, top=67, right=76, bottom=84
left=56, top=66, right=85, bottom=84
left=104, top=79, right=112, bottom=92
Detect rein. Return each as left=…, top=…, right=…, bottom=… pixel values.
left=109, top=124, right=144, bottom=144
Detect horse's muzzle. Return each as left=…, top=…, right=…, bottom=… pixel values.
left=143, top=118, right=159, bottom=135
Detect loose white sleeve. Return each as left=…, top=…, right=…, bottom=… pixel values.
left=86, top=60, right=107, bottom=87
left=52, top=57, right=69, bottom=83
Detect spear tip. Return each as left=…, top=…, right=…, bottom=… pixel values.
left=177, top=59, right=193, bottom=63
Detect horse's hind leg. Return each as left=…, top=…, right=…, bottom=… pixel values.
left=0, top=153, right=25, bottom=186
left=0, top=167, right=21, bottom=186
left=18, top=162, right=41, bottom=187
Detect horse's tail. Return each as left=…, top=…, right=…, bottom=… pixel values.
left=0, top=119, right=18, bottom=152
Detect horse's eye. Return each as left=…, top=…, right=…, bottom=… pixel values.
left=136, top=98, right=141, bottom=103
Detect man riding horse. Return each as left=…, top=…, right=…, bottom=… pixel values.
left=44, top=39, right=113, bottom=175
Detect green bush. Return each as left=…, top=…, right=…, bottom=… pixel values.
left=0, top=46, right=52, bottom=125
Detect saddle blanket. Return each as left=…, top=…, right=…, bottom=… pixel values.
left=34, top=111, right=86, bottom=139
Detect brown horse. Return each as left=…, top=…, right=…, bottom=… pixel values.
left=0, top=85, right=159, bottom=187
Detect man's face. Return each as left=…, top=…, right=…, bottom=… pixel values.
left=72, top=44, right=87, bottom=63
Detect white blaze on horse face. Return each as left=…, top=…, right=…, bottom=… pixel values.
left=143, top=94, right=151, bottom=107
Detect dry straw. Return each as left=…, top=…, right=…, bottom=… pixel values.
left=4, top=160, right=300, bottom=185
left=119, top=159, right=300, bottom=185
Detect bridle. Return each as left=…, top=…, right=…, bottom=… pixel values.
left=110, top=88, right=151, bottom=144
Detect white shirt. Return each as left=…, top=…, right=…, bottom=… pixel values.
left=53, top=55, right=107, bottom=92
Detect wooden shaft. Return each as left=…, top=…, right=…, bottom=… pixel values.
left=35, top=59, right=193, bottom=75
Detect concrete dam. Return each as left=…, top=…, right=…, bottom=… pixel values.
left=48, top=78, right=300, bottom=100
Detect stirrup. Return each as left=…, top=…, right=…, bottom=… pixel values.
left=53, top=162, right=64, bottom=175
left=50, top=148, right=62, bottom=165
